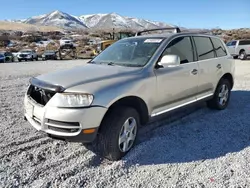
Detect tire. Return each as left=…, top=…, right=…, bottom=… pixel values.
left=233, top=55, right=238, bottom=59
left=95, top=106, right=140, bottom=161
left=239, top=50, right=247, bottom=60
left=18, top=59, right=21, bottom=62
left=207, top=79, right=231, bottom=110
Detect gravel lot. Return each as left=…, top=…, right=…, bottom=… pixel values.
left=1, top=59, right=250, bottom=188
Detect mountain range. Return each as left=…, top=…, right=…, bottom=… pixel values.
left=9, top=10, right=174, bottom=30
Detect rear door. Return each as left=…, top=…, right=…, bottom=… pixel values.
left=193, top=36, right=225, bottom=99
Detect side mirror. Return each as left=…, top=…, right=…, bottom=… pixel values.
left=157, top=54, right=180, bottom=68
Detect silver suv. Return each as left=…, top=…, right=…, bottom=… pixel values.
left=24, top=28, right=235, bottom=160
left=226, top=39, right=250, bottom=60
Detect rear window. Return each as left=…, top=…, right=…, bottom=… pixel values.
left=226, top=41, right=237, bottom=46
left=211, top=38, right=227, bottom=57
left=239, top=40, right=250, bottom=45
left=193, top=37, right=215, bottom=61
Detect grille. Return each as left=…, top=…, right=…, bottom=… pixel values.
left=20, top=54, right=27, bottom=57
left=28, top=85, right=56, bottom=106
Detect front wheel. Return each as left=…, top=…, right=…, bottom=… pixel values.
left=207, top=79, right=231, bottom=110
left=96, top=107, right=139, bottom=161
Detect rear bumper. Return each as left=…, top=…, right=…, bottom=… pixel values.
left=24, top=94, right=107, bottom=143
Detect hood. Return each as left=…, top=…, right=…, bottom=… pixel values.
left=19, top=52, right=32, bottom=55
left=36, top=63, right=142, bottom=89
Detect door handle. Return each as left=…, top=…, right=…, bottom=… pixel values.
left=191, top=69, right=198, bottom=75
left=217, top=64, right=222, bottom=69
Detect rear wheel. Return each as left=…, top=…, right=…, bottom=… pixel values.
left=207, top=79, right=231, bottom=110
left=95, top=106, right=139, bottom=161
left=239, top=50, right=247, bottom=60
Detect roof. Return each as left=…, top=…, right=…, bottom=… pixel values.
left=129, top=32, right=218, bottom=40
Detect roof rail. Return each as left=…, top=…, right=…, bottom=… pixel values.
left=135, top=27, right=181, bottom=36
left=180, top=29, right=213, bottom=35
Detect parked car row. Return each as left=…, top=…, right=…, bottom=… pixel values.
left=0, top=49, right=58, bottom=63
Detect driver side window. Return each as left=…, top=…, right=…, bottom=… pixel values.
left=162, top=37, right=194, bottom=64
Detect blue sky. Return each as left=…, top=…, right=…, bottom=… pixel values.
left=1, top=0, right=249, bottom=29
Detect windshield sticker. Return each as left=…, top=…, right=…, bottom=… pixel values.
left=144, top=39, right=163, bottom=43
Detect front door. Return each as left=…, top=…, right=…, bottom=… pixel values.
left=152, top=36, right=199, bottom=117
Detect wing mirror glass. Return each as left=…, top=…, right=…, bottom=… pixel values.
left=157, top=54, right=180, bottom=68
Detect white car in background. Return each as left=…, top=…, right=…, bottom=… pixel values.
left=17, top=49, right=38, bottom=62
left=59, top=38, right=74, bottom=47
left=36, top=40, right=54, bottom=47
left=226, top=39, right=250, bottom=60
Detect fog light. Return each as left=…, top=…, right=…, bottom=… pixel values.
left=83, top=129, right=96, bottom=134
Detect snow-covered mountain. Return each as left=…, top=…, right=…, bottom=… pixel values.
left=24, top=11, right=88, bottom=29
left=15, top=10, right=174, bottom=30
left=79, top=13, right=174, bottom=29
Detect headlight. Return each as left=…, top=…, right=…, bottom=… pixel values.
left=49, top=93, right=94, bottom=107
left=42, top=54, right=45, bottom=57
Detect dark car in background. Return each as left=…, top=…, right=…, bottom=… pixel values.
left=0, top=54, right=5, bottom=63
left=42, top=50, right=57, bottom=60
left=0, top=51, right=15, bottom=62
left=0, top=51, right=14, bottom=62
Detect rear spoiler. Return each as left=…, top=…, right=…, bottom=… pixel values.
left=135, top=27, right=181, bottom=36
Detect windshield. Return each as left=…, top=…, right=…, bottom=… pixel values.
left=91, top=37, right=164, bottom=67
left=226, top=41, right=237, bottom=46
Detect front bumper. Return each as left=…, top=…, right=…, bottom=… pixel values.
left=18, top=57, right=32, bottom=60
left=24, top=95, right=107, bottom=142
left=43, top=55, right=56, bottom=60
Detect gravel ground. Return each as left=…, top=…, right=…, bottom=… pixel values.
left=1, top=59, right=250, bottom=188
